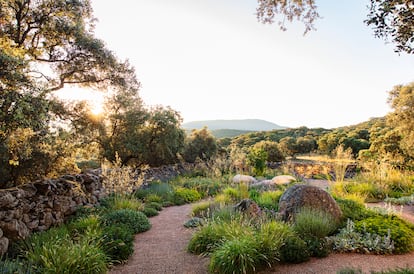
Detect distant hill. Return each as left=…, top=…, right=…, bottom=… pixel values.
left=182, top=119, right=285, bottom=132
left=210, top=129, right=253, bottom=139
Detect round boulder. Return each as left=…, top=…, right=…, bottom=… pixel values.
left=232, top=174, right=257, bottom=185
left=271, top=175, right=296, bottom=185
left=278, top=184, right=342, bottom=222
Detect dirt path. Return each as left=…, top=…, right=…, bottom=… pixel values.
left=109, top=204, right=209, bottom=274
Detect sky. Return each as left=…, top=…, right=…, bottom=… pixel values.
left=84, top=0, right=414, bottom=129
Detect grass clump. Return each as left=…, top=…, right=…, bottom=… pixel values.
left=101, top=224, right=134, bottom=263
left=279, top=235, right=310, bottom=263
left=209, top=237, right=265, bottom=274
left=293, top=207, right=338, bottom=239
left=142, top=206, right=159, bottom=217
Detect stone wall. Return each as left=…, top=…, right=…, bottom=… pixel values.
left=0, top=163, right=193, bottom=256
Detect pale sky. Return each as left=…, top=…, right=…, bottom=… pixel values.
left=86, top=0, right=414, bottom=129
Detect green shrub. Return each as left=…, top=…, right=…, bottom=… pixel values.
left=256, top=221, right=293, bottom=264
left=211, top=206, right=241, bottom=223
left=293, top=207, right=338, bottom=239
left=329, top=219, right=394, bottom=254
left=279, top=235, right=310, bottom=263
left=146, top=201, right=163, bottom=211
left=99, top=195, right=143, bottom=211
left=355, top=215, right=414, bottom=254
left=103, top=209, right=151, bottom=234
left=68, top=215, right=102, bottom=242
left=222, top=187, right=240, bottom=201
left=142, top=207, right=159, bottom=217
left=102, top=224, right=134, bottom=263
left=303, top=236, right=331, bottom=258
left=385, top=195, right=414, bottom=205
left=173, top=187, right=201, bottom=205
left=335, top=197, right=377, bottom=223
left=184, top=217, right=205, bottom=228
left=209, top=237, right=266, bottom=274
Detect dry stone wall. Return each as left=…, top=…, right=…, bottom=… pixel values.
left=0, top=164, right=192, bottom=256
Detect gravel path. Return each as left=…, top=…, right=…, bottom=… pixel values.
left=110, top=181, right=414, bottom=274
left=109, top=203, right=209, bottom=274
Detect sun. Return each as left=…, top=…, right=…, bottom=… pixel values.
left=90, top=102, right=104, bottom=116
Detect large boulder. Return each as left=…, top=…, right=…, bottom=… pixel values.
left=271, top=175, right=296, bottom=185
left=278, top=184, right=342, bottom=222
left=232, top=174, right=257, bottom=184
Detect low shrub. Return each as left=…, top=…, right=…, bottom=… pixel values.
left=303, top=236, right=331, bottom=258
left=222, top=187, right=240, bottom=201
left=68, top=214, right=102, bottom=243
left=171, top=176, right=223, bottom=197
left=102, top=224, right=134, bottom=263
left=335, top=197, right=377, bottom=224
left=145, top=194, right=163, bottom=203
left=329, top=219, right=394, bottom=254
left=385, top=195, right=414, bottom=205
left=142, top=206, right=159, bottom=217
left=214, top=193, right=233, bottom=205
left=187, top=222, right=227, bottom=254
left=293, top=207, right=338, bottom=239
left=173, top=187, right=201, bottom=205
left=279, top=235, right=310, bottom=263
left=209, top=237, right=266, bottom=274
left=355, top=215, right=414, bottom=254
left=103, top=209, right=151, bottom=234
left=146, top=201, right=163, bottom=211
left=184, top=217, right=205, bottom=228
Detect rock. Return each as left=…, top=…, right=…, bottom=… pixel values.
left=272, top=175, right=296, bottom=185
left=232, top=174, right=257, bottom=184
left=0, top=219, right=30, bottom=240
left=0, top=192, right=18, bottom=209
left=0, top=236, right=9, bottom=257
left=278, top=184, right=342, bottom=222
left=183, top=217, right=204, bottom=228
left=234, top=199, right=262, bottom=217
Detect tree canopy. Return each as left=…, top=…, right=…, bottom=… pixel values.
left=256, top=0, right=414, bottom=54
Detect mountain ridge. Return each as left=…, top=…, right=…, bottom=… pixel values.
left=182, top=119, right=285, bottom=131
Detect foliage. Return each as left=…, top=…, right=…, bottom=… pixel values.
left=247, top=147, right=268, bottom=176
left=387, top=82, right=414, bottom=161
left=209, top=237, right=265, bottom=274
left=385, top=195, right=414, bottom=205
left=101, top=224, right=134, bottom=263
left=332, top=145, right=354, bottom=182
left=252, top=140, right=285, bottom=163
left=173, top=187, right=201, bottom=205
left=146, top=202, right=163, bottom=211
left=256, top=221, right=293, bottom=264
left=142, top=206, right=159, bottom=217
left=253, top=190, right=283, bottom=211
left=192, top=201, right=217, bottom=218
left=0, top=0, right=141, bottom=187
left=0, top=258, right=36, bottom=274
left=279, top=235, right=310, bottom=263
left=101, top=153, right=146, bottom=195
left=366, top=0, right=414, bottom=54
left=293, top=207, right=338, bottom=239
left=329, top=219, right=394, bottom=254
left=171, top=176, right=223, bottom=198
left=256, top=0, right=320, bottom=34
left=355, top=215, right=414, bottom=254
left=183, top=127, right=218, bottom=163
left=335, top=197, right=376, bottom=223
left=100, top=194, right=144, bottom=212
left=18, top=227, right=107, bottom=274
left=184, top=217, right=205, bottom=228
left=134, top=181, right=174, bottom=202
left=103, top=209, right=151, bottom=234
